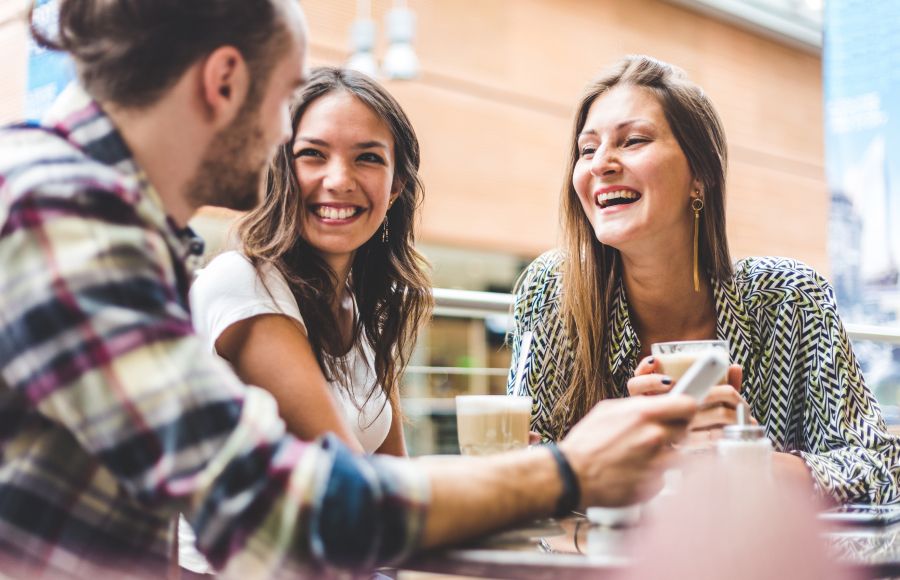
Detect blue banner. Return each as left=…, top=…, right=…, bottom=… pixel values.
left=825, top=0, right=900, bottom=418
left=25, top=0, right=73, bottom=121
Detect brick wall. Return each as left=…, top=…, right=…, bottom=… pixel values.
left=0, top=0, right=828, bottom=271
left=301, top=0, right=827, bottom=270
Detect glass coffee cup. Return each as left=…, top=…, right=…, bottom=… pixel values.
left=455, top=395, right=532, bottom=456
left=650, top=340, right=730, bottom=386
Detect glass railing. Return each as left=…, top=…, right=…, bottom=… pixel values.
left=402, top=287, right=900, bottom=455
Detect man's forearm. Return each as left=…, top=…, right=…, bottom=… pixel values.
left=417, top=447, right=561, bottom=548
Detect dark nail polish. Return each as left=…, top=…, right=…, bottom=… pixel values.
left=661, top=377, right=672, bottom=385
left=647, top=357, right=655, bottom=365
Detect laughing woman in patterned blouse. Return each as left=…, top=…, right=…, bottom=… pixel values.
left=507, top=55, right=900, bottom=504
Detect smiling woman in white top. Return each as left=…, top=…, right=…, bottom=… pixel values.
left=190, top=67, right=432, bottom=456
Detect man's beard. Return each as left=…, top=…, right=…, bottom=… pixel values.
left=185, top=102, right=270, bottom=212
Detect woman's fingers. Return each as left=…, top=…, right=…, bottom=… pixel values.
left=727, top=364, right=742, bottom=392
left=627, top=373, right=673, bottom=396
left=689, top=404, right=738, bottom=431
left=629, top=356, right=673, bottom=396
left=688, top=382, right=761, bottom=431
left=634, top=356, right=659, bottom=376
left=689, top=385, right=742, bottom=429
left=700, top=385, right=743, bottom=409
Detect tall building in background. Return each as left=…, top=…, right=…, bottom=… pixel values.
left=825, top=0, right=900, bottom=415
left=25, top=0, right=72, bottom=120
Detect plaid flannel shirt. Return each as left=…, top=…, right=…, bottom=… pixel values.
left=0, top=84, right=428, bottom=579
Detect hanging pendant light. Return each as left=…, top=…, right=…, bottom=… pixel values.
left=383, top=0, right=419, bottom=80
left=346, top=0, right=379, bottom=78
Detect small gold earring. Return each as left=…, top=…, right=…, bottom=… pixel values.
left=691, top=193, right=704, bottom=292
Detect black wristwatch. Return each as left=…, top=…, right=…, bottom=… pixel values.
left=545, top=443, right=581, bottom=517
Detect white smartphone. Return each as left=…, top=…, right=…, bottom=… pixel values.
left=666, top=351, right=729, bottom=400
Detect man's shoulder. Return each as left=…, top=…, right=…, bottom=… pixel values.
left=0, top=123, right=79, bottom=171
left=0, top=124, right=127, bottom=208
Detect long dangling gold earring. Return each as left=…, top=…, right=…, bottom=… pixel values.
left=383, top=197, right=398, bottom=244
left=691, top=194, right=704, bottom=292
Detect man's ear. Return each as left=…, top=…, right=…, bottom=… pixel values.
left=200, top=46, right=250, bottom=127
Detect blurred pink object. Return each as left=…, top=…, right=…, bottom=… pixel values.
left=622, top=455, right=859, bottom=580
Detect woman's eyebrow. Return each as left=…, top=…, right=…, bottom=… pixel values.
left=354, top=140, right=389, bottom=150
left=295, top=136, right=328, bottom=146
left=578, top=118, right=654, bottom=139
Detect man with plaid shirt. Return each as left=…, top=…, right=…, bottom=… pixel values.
left=0, top=1, right=696, bottom=578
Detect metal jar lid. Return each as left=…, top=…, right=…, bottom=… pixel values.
left=721, top=403, right=766, bottom=441
left=722, top=423, right=767, bottom=441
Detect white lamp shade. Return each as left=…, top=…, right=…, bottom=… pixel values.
left=346, top=51, right=379, bottom=78
left=383, top=42, right=419, bottom=80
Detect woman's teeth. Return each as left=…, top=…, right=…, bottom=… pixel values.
left=596, top=190, right=640, bottom=209
left=315, top=206, right=358, bottom=220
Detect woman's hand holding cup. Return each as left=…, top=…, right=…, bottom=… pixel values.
left=629, top=348, right=757, bottom=438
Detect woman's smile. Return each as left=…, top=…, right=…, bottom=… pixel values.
left=594, top=187, right=643, bottom=210
left=310, top=203, right=367, bottom=224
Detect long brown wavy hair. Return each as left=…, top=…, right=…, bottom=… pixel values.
left=238, top=67, right=433, bottom=415
left=553, top=55, right=733, bottom=437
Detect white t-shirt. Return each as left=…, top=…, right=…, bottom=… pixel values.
left=189, top=250, right=392, bottom=453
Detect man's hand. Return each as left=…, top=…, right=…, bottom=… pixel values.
left=559, top=395, right=697, bottom=507
left=419, top=395, right=694, bottom=548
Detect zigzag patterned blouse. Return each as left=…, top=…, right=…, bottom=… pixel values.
left=507, top=250, right=900, bottom=504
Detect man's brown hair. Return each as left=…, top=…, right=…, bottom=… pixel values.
left=30, top=0, right=292, bottom=108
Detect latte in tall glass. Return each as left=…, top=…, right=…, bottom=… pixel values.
left=455, top=395, right=532, bottom=456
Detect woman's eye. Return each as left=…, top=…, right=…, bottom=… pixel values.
left=293, top=148, right=323, bottom=159
left=358, top=152, right=386, bottom=164
left=579, top=145, right=596, bottom=157
left=623, top=136, right=649, bottom=147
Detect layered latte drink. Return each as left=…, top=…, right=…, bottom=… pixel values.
left=456, top=395, right=531, bottom=456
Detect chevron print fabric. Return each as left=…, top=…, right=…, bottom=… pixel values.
left=507, top=251, right=900, bottom=504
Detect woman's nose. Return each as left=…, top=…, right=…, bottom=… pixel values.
left=323, top=159, right=355, bottom=193
left=590, top=145, right=621, bottom=177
